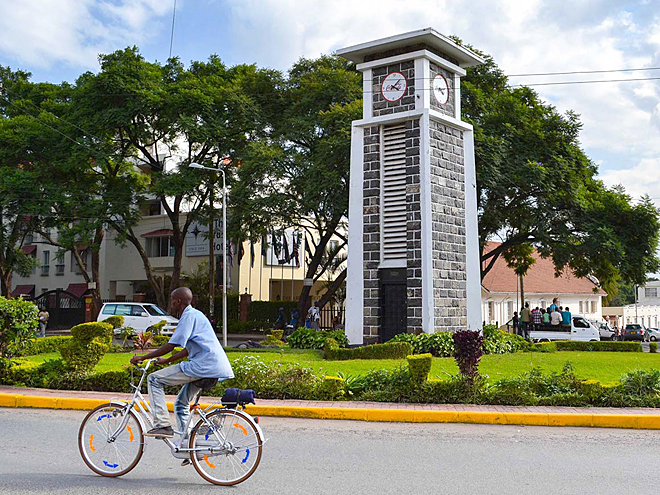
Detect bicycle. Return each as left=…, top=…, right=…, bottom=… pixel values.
left=77, top=359, right=265, bottom=486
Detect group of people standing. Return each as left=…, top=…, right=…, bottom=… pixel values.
left=512, top=298, right=572, bottom=339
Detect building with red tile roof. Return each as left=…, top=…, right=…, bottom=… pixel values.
left=481, top=241, right=606, bottom=326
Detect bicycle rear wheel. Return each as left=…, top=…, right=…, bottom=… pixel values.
left=78, top=403, right=144, bottom=477
left=189, top=409, right=263, bottom=485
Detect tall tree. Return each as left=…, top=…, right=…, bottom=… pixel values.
left=458, top=43, right=660, bottom=291
left=232, top=56, right=361, bottom=322
left=74, top=48, right=276, bottom=308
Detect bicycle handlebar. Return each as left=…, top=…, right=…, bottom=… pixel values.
left=137, top=358, right=158, bottom=373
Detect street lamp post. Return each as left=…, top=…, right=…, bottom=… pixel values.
left=190, top=162, right=228, bottom=347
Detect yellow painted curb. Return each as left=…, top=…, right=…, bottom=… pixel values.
left=2, top=392, right=660, bottom=429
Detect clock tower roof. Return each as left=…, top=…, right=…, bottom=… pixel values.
left=336, top=27, right=483, bottom=67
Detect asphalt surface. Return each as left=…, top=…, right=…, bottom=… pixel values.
left=1, top=407, right=659, bottom=494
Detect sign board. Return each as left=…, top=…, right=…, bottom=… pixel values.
left=87, top=282, right=97, bottom=290
left=186, top=220, right=223, bottom=257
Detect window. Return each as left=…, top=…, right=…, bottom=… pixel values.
left=148, top=201, right=161, bottom=216
left=102, top=304, right=117, bottom=315
left=645, top=288, right=658, bottom=298
left=590, top=301, right=597, bottom=314
left=380, top=123, right=407, bottom=265
left=146, top=236, right=175, bottom=257
left=579, top=301, right=584, bottom=313
left=144, top=304, right=168, bottom=316
left=25, top=233, right=34, bottom=244
left=328, top=240, right=339, bottom=254
left=131, top=305, right=148, bottom=317
left=55, top=253, right=65, bottom=276
left=114, top=304, right=132, bottom=316
left=71, top=250, right=88, bottom=274
left=507, top=301, right=514, bottom=320
left=573, top=318, right=590, bottom=328
left=487, top=301, right=494, bottom=323
left=41, top=251, right=50, bottom=276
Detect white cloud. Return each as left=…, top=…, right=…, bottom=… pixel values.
left=0, top=0, right=170, bottom=70
left=601, top=158, right=660, bottom=206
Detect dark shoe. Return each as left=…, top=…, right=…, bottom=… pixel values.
left=181, top=459, right=191, bottom=466
left=145, top=426, right=174, bottom=438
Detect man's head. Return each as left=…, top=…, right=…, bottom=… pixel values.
left=170, top=287, right=193, bottom=315
left=314, top=301, right=319, bottom=307
left=553, top=297, right=558, bottom=304
left=525, top=302, right=529, bottom=308
left=564, top=306, right=569, bottom=312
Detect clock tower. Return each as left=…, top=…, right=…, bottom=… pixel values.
left=338, top=28, right=483, bottom=344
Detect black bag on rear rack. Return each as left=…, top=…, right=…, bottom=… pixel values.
left=221, top=387, right=256, bottom=408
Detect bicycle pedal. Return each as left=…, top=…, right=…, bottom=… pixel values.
left=181, top=459, right=191, bottom=467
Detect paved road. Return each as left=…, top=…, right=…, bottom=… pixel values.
left=1, top=407, right=659, bottom=494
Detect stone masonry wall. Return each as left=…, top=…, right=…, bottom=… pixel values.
left=405, top=119, right=423, bottom=334
left=362, top=125, right=381, bottom=341
left=430, top=63, right=455, bottom=117
left=429, top=119, right=467, bottom=331
left=372, top=62, right=415, bottom=117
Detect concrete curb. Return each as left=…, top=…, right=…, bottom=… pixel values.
left=2, top=392, right=660, bottom=429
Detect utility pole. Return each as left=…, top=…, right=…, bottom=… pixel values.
left=208, top=176, right=215, bottom=327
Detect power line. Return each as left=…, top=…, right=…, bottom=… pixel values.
left=509, top=76, right=660, bottom=88
left=508, top=67, right=660, bottom=77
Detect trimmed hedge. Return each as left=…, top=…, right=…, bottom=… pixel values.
left=388, top=327, right=528, bottom=357
left=555, top=341, right=642, bottom=352
left=324, top=342, right=413, bottom=361
left=651, top=343, right=658, bottom=353
left=17, top=336, right=72, bottom=356
left=287, top=328, right=349, bottom=349
left=60, top=322, right=113, bottom=372
left=407, top=354, right=432, bottom=383
left=1, top=296, right=38, bottom=360
left=102, top=315, right=124, bottom=329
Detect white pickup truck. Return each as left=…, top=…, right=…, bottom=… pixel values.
left=528, top=314, right=600, bottom=342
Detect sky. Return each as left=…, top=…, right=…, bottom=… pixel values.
left=0, top=0, right=658, bottom=206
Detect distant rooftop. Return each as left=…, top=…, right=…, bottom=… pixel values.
left=336, top=27, right=484, bottom=67
left=481, top=241, right=606, bottom=296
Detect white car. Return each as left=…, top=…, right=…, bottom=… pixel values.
left=98, top=302, right=178, bottom=336
left=646, top=328, right=660, bottom=342
left=590, top=320, right=616, bottom=340
left=529, top=314, right=601, bottom=342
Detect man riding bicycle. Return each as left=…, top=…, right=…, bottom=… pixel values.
left=130, top=287, right=234, bottom=439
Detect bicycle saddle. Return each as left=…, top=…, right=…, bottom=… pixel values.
left=192, top=377, right=219, bottom=390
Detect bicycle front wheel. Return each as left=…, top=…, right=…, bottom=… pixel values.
left=78, top=403, right=144, bottom=477
left=189, top=409, right=263, bottom=485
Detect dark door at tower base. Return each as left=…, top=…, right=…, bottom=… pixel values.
left=379, top=268, right=407, bottom=343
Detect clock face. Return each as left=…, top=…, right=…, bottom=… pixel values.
left=432, top=74, right=450, bottom=105
left=381, top=71, right=407, bottom=102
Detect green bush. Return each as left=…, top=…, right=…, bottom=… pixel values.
left=152, top=335, right=170, bottom=347
left=227, top=320, right=271, bottom=333
left=147, top=320, right=167, bottom=335
left=532, top=342, right=557, bottom=353
left=650, top=343, right=658, bottom=353
left=0, top=296, right=38, bottom=360
left=389, top=328, right=527, bottom=358
left=102, top=315, right=124, bottom=329
left=287, top=328, right=349, bottom=349
left=554, top=341, right=642, bottom=352
left=316, top=376, right=345, bottom=400
left=324, top=342, right=413, bottom=361
left=59, top=322, right=113, bottom=372
left=17, top=336, right=72, bottom=356
left=407, top=354, right=432, bottom=383
left=482, top=327, right=530, bottom=354
left=620, top=369, right=660, bottom=395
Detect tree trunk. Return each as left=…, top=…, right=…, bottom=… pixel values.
left=520, top=274, right=525, bottom=309
left=316, top=267, right=347, bottom=309
left=90, top=228, right=104, bottom=319
left=0, top=269, right=11, bottom=298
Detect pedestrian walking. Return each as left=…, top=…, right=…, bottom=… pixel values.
left=512, top=311, right=520, bottom=335
left=307, top=301, right=321, bottom=330
left=37, top=307, right=49, bottom=338
left=521, top=302, right=531, bottom=339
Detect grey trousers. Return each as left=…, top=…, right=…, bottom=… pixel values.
left=147, top=364, right=202, bottom=433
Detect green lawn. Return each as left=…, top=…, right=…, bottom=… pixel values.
left=16, top=350, right=660, bottom=383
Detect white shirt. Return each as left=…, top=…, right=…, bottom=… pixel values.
left=550, top=311, right=562, bottom=326
left=307, top=306, right=320, bottom=321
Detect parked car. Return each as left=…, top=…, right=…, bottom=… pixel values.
left=98, top=302, right=178, bottom=336
left=528, top=314, right=600, bottom=342
left=622, top=323, right=646, bottom=341
left=593, top=321, right=616, bottom=340
left=646, top=327, right=660, bottom=342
